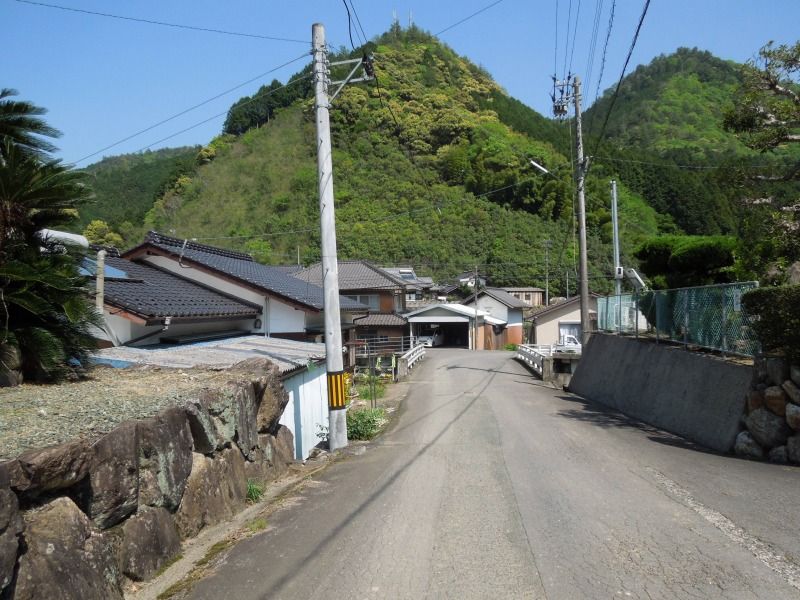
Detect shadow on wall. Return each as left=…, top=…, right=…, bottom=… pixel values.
left=554, top=394, right=724, bottom=458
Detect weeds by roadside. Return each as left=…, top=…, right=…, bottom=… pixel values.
left=347, top=408, right=387, bottom=440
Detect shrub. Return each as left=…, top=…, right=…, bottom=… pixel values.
left=503, top=343, right=518, bottom=351
left=742, top=285, right=800, bottom=362
left=347, top=408, right=387, bottom=440
left=246, top=479, right=265, bottom=504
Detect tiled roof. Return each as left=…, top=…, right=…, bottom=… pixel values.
left=353, top=313, right=408, bottom=327
left=125, top=232, right=366, bottom=312
left=381, top=267, right=433, bottom=290
left=480, top=288, right=529, bottom=309
left=101, top=257, right=260, bottom=320
left=293, top=260, right=404, bottom=291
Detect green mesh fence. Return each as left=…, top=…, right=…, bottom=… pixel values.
left=597, top=282, right=760, bottom=356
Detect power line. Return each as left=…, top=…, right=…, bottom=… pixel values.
left=341, top=0, right=357, bottom=50
left=587, top=0, right=616, bottom=136
left=589, top=0, right=651, bottom=161
left=72, top=52, right=311, bottom=164
left=593, top=155, right=789, bottom=172
left=14, top=0, right=308, bottom=43
left=435, top=0, right=505, bottom=36
left=347, top=0, right=369, bottom=46
left=584, top=0, right=605, bottom=97
left=567, top=0, right=583, bottom=77
left=128, top=73, right=313, bottom=155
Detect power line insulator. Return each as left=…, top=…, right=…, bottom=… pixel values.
left=362, top=54, right=375, bottom=78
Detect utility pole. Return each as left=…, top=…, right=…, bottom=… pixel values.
left=312, top=23, right=374, bottom=451
left=573, top=76, right=591, bottom=345
left=313, top=23, right=347, bottom=450
left=611, top=179, right=621, bottom=298
left=473, top=265, right=480, bottom=350
left=553, top=76, right=590, bottom=343
left=543, top=239, right=552, bottom=306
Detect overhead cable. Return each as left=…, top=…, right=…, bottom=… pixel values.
left=72, top=52, right=311, bottom=164
left=589, top=0, right=652, bottom=162
left=14, top=0, right=308, bottom=43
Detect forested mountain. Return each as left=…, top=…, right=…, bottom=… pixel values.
left=81, top=25, right=662, bottom=292
left=584, top=48, right=747, bottom=160
left=80, top=147, right=198, bottom=233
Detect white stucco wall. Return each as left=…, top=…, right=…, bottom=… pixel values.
left=102, top=311, right=255, bottom=346
left=279, top=365, right=329, bottom=460
left=141, top=255, right=306, bottom=335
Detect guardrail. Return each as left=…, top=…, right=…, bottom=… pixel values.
left=396, top=343, right=426, bottom=380
left=516, top=344, right=548, bottom=376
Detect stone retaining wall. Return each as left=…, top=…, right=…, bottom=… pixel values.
left=0, top=358, right=295, bottom=599
left=734, top=358, right=800, bottom=464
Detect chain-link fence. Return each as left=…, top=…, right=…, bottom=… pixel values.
left=597, top=282, right=760, bottom=356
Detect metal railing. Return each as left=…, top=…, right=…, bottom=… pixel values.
left=516, top=344, right=550, bottom=376
left=597, top=281, right=760, bottom=357
left=353, top=336, right=417, bottom=357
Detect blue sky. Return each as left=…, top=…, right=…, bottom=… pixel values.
left=4, top=0, right=798, bottom=165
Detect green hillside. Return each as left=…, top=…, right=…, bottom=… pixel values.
left=132, top=26, right=661, bottom=291
left=585, top=48, right=747, bottom=160
left=80, top=146, right=198, bottom=233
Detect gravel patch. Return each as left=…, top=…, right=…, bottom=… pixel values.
left=0, top=365, right=234, bottom=461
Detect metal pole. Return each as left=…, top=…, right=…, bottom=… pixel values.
left=473, top=265, right=479, bottom=350
left=544, top=240, right=551, bottom=306
left=610, top=180, right=622, bottom=333
left=313, top=23, right=347, bottom=450
left=573, top=76, right=591, bottom=345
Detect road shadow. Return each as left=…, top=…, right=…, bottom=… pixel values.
left=240, top=368, right=501, bottom=598
left=553, top=394, right=723, bottom=458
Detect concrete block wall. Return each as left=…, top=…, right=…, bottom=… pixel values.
left=569, top=334, right=751, bottom=453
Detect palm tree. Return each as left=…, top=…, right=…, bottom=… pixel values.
left=0, top=88, right=60, bottom=160
left=1, top=92, right=99, bottom=384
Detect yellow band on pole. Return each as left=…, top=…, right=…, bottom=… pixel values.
left=327, top=371, right=347, bottom=409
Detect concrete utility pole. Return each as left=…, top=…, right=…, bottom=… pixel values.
left=573, top=76, right=591, bottom=345
left=611, top=179, right=621, bottom=298
left=473, top=265, right=480, bottom=351
left=543, top=240, right=552, bottom=306
left=313, top=23, right=347, bottom=451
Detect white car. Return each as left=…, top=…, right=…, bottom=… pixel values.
left=418, top=330, right=444, bottom=347
left=555, top=334, right=582, bottom=353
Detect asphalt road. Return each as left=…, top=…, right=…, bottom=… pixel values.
left=189, top=349, right=800, bottom=600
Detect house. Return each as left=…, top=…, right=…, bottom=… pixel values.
left=94, top=334, right=330, bottom=460
left=119, top=231, right=367, bottom=345
left=404, top=304, right=507, bottom=350
left=527, top=295, right=599, bottom=345
left=462, top=288, right=527, bottom=345
left=453, top=271, right=487, bottom=289
left=92, top=254, right=262, bottom=347
left=501, top=286, right=546, bottom=307
left=293, top=260, right=409, bottom=342
left=381, top=266, right=435, bottom=309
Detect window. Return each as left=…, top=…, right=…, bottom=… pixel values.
left=558, top=321, right=581, bottom=341
left=346, top=294, right=380, bottom=310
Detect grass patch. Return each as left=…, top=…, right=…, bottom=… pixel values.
left=347, top=408, right=387, bottom=440
left=195, top=539, right=234, bottom=569
left=354, top=377, right=386, bottom=402
left=246, top=517, right=268, bottom=533
left=503, top=343, right=518, bottom=351
left=246, top=479, right=265, bottom=504
left=153, top=553, right=183, bottom=579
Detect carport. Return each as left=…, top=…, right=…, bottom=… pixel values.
left=405, top=304, right=505, bottom=350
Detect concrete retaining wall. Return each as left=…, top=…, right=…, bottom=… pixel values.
left=0, top=358, right=296, bottom=600
left=569, top=334, right=751, bottom=453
